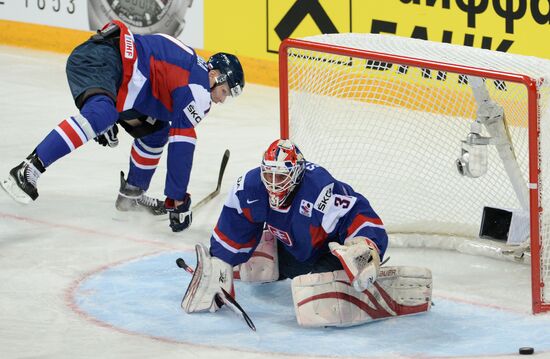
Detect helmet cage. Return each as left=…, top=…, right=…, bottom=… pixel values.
left=261, top=159, right=305, bottom=208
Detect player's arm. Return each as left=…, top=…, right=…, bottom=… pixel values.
left=321, top=183, right=388, bottom=291
left=209, top=174, right=265, bottom=266
left=182, top=174, right=265, bottom=313
left=164, top=89, right=205, bottom=232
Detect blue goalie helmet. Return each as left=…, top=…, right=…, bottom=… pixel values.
left=207, top=52, right=245, bottom=97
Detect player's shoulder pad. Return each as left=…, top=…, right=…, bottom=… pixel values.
left=225, top=167, right=267, bottom=217
left=180, top=59, right=210, bottom=127
left=233, top=167, right=263, bottom=194
left=311, top=178, right=357, bottom=216
left=301, top=163, right=337, bottom=211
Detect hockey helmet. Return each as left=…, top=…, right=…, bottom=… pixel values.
left=207, top=52, right=245, bottom=97
left=260, top=139, right=306, bottom=208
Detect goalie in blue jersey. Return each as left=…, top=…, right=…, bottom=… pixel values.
left=182, top=139, right=433, bottom=327
left=1, top=21, right=244, bottom=233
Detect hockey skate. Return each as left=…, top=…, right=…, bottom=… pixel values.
left=115, top=171, right=167, bottom=216
left=1, top=151, right=46, bottom=204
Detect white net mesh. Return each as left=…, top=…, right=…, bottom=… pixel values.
left=283, top=34, right=550, bottom=312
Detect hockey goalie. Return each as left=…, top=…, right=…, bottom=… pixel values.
left=182, top=139, right=432, bottom=327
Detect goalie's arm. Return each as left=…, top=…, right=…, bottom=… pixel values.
left=209, top=179, right=265, bottom=266
left=330, top=192, right=389, bottom=292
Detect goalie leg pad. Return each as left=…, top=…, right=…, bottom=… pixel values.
left=238, top=230, right=279, bottom=283
left=182, top=243, right=233, bottom=313
left=291, top=266, right=432, bottom=327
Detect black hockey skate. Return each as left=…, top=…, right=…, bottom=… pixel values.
left=115, top=171, right=167, bottom=215
left=1, top=151, right=46, bottom=204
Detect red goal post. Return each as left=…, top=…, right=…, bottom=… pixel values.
left=278, top=34, right=550, bottom=314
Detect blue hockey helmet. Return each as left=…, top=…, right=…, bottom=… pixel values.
left=207, top=52, right=244, bottom=97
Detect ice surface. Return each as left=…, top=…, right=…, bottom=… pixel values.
left=0, top=45, right=549, bottom=359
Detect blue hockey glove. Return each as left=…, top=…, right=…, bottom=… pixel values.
left=95, top=124, right=119, bottom=147
left=165, top=194, right=192, bottom=232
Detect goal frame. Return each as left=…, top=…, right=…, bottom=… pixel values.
left=278, top=37, right=547, bottom=314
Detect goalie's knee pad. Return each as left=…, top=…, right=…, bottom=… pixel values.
left=291, top=266, right=432, bottom=328
left=236, top=230, right=279, bottom=283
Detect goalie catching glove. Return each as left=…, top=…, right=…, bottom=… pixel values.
left=181, top=243, right=233, bottom=313
left=329, top=236, right=380, bottom=292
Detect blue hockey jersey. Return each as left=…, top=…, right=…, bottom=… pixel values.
left=114, top=21, right=210, bottom=200
left=210, top=163, right=388, bottom=266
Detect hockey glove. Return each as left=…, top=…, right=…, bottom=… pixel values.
left=329, top=236, right=381, bottom=292
left=95, top=124, right=119, bottom=147
left=165, top=194, right=192, bottom=232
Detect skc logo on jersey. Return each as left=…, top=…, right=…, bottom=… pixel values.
left=267, top=224, right=293, bottom=246
left=299, top=199, right=313, bottom=217
left=184, top=101, right=202, bottom=126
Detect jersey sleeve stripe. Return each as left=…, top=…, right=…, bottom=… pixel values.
left=242, top=207, right=254, bottom=223
left=169, top=128, right=197, bottom=137
left=224, top=188, right=243, bottom=214
left=122, top=61, right=147, bottom=111
left=168, top=128, right=197, bottom=145
left=346, top=214, right=384, bottom=238
left=212, top=225, right=256, bottom=254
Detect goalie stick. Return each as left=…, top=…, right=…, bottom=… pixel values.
left=176, top=257, right=256, bottom=331
left=192, top=149, right=230, bottom=211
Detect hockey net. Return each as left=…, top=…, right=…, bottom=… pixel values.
left=279, top=34, right=550, bottom=313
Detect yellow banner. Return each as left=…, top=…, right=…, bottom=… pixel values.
left=355, top=0, right=550, bottom=58
left=205, top=0, right=550, bottom=60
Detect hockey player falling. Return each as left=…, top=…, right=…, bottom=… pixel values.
left=182, top=139, right=432, bottom=327
left=1, top=20, right=244, bottom=233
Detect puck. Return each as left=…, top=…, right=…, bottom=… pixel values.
left=519, top=347, right=534, bottom=355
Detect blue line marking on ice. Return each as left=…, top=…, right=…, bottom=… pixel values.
left=73, top=251, right=550, bottom=357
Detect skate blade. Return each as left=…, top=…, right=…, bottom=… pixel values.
left=0, top=176, right=32, bottom=204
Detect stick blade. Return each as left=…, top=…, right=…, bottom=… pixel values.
left=216, top=149, right=230, bottom=191
left=192, top=149, right=231, bottom=211
left=220, top=287, right=256, bottom=331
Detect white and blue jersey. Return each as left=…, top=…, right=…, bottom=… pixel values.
left=210, top=163, right=388, bottom=266
left=34, top=20, right=211, bottom=201
left=115, top=22, right=211, bottom=199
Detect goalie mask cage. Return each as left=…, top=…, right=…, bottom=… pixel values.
left=278, top=34, right=550, bottom=314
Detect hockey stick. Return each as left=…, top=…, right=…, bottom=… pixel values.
left=176, top=257, right=256, bottom=331
left=192, top=149, right=230, bottom=211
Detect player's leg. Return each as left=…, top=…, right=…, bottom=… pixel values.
left=291, top=266, right=432, bottom=327
left=235, top=230, right=279, bottom=282
left=116, top=124, right=170, bottom=215
left=1, top=40, right=121, bottom=204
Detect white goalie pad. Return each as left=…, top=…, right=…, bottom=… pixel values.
left=291, top=266, right=432, bottom=327
left=237, top=230, right=279, bottom=283
left=182, top=243, right=233, bottom=313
